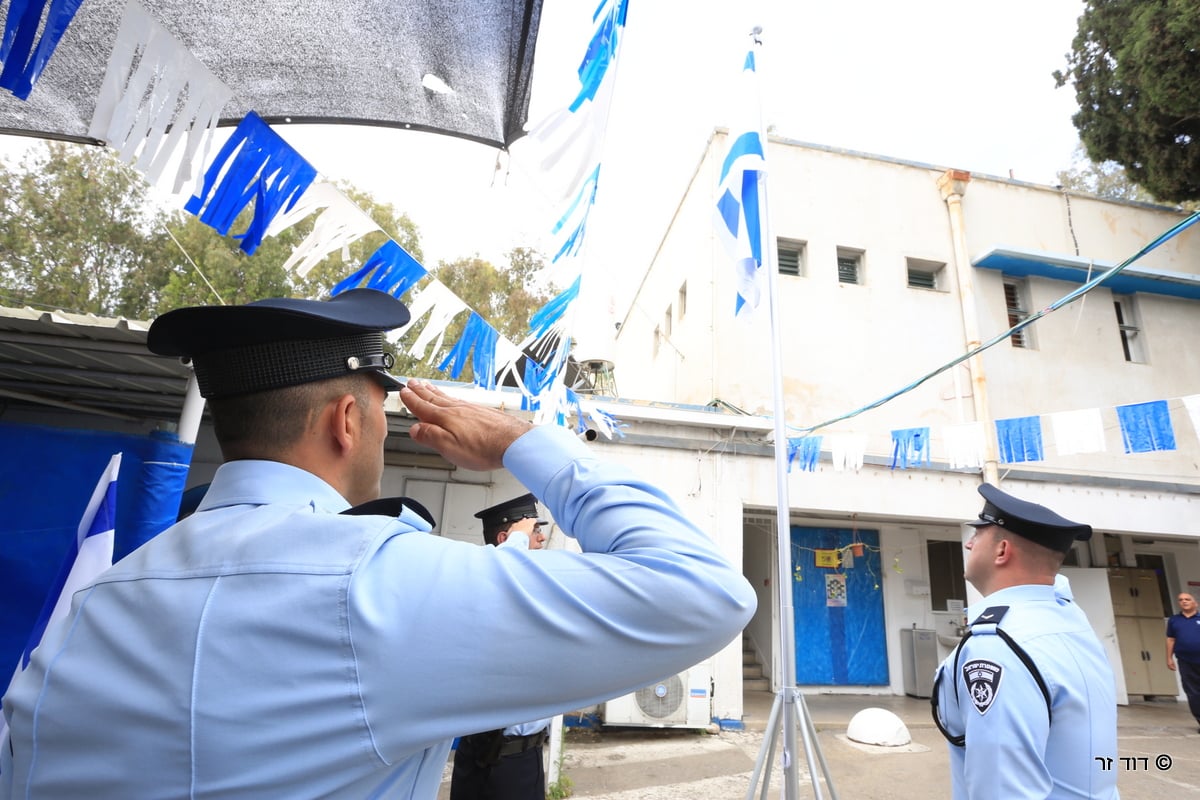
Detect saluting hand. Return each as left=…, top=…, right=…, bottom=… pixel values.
left=401, top=380, right=533, bottom=472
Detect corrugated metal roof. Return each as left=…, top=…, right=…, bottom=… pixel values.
left=0, top=305, right=191, bottom=422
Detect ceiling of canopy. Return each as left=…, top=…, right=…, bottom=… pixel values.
left=0, top=0, right=544, bottom=150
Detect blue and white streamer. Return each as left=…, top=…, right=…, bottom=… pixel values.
left=1116, top=400, right=1176, bottom=453
left=332, top=240, right=429, bottom=299
left=437, top=312, right=500, bottom=387
left=184, top=111, right=317, bottom=255
left=89, top=1, right=232, bottom=194
left=787, top=436, right=823, bottom=472
left=890, top=427, right=930, bottom=469
left=995, top=416, right=1044, bottom=463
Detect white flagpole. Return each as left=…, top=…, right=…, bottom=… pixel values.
left=748, top=29, right=822, bottom=800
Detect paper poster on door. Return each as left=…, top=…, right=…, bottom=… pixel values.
left=826, top=573, right=847, bottom=607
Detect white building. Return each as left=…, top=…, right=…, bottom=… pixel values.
left=607, top=130, right=1200, bottom=704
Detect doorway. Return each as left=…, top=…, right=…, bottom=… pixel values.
left=790, top=526, right=888, bottom=685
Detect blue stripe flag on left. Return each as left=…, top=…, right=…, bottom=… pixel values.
left=714, top=49, right=768, bottom=318
left=0, top=453, right=121, bottom=747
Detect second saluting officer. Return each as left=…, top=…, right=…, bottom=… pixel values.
left=932, top=483, right=1119, bottom=800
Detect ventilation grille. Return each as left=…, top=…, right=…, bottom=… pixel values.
left=635, top=675, right=685, bottom=719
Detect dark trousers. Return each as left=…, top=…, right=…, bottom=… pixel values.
left=1178, top=658, right=1200, bottom=724
left=449, top=733, right=545, bottom=800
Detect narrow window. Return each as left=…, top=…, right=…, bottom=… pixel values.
left=663, top=306, right=672, bottom=337
left=652, top=326, right=661, bottom=358
left=1113, top=296, right=1146, bottom=363
left=836, top=248, right=863, bottom=284
left=677, top=282, right=687, bottom=319
left=906, top=258, right=945, bottom=290
left=1003, top=279, right=1034, bottom=349
left=777, top=239, right=806, bottom=276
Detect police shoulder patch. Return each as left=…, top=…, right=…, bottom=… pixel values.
left=962, top=659, right=1003, bottom=715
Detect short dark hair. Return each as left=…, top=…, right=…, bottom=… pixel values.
left=210, top=374, right=372, bottom=459
left=482, top=521, right=511, bottom=547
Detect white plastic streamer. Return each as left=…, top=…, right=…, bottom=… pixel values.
left=827, top=433, right=867, bottom=473
left=943, top=422, right=986, bottom=469
left=263, top=182, right=382, bottom=277
left=1049, top=408, right=1107, bottom=456
left=394, top=281, right=469, bottom=363
left=1183, top=395, right=1200, bottom=439
left=89, top=0, right=231, bottom=193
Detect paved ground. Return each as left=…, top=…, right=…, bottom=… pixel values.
left=439, top=691, right=1200, bottom=798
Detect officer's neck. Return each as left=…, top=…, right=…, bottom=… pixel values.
left=975, top=574, right=1054, bottom=599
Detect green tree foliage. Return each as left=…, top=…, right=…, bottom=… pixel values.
left=0, top=142, right=176, bottom=317
left=0, top=141, right=424, bottom=317
left=1054, top=0, right=1200, bottom=202
left=1055, top=144, right=1157, bottom=203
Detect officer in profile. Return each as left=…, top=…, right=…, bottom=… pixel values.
left=450, top=494, right=553, bottom=800
left=932, top=482, right=1118, bottom=800
left=0, top=289, right=757, bottom=799
left=475, top=493, right=548, bottom=550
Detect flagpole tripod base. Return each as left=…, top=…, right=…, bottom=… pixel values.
left=744, top=687, right=838, bottom=800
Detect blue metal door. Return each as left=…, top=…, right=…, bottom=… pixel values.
left=791, top=526, right=888, bottom=685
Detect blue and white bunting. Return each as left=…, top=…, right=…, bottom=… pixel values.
left=995, top=416, right=1044, bottom=463
left=332, top=240, right=429, bottom=299
left=714, top=50, right=768, bottom=319
left=185, top=111, right=317, bottom=255
left=89, top=1, right=231, bottom=194
left=1116, top=400, right=1176, bottom=453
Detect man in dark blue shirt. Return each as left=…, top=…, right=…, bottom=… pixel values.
left=1166, top=592, right=1200, bottom=732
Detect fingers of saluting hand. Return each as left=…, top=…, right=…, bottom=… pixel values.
left=400, top=380, right=531, bottom=472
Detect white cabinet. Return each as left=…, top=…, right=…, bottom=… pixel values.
left=1109, top=568, right=1174, bottom=698
left=1114, top=615, right=1176, bottom=697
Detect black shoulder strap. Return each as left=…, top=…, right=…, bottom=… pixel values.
left=930, top=624, right=1053, bottom=748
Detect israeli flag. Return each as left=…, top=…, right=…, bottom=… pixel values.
left=714, top=50, right=767, bottom=318
left=0, top=454, right=121, bottom=747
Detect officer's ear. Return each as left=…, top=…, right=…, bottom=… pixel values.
left=495, top=529, right=509, bottom=545
left=993, top=536, right=1013, bottom=565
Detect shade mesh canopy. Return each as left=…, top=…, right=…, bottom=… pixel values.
left=0, top=0, right=543, bottom=149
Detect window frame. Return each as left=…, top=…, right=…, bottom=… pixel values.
left=777, top=238, right=806, bottom=277
left=906, top=257, right=946, bottom=291
left=1003, top=278, right=1035, bottom=349
left=1113, top=294, right=1147, bottom=363
left=836, top=247, right=864, bottom=285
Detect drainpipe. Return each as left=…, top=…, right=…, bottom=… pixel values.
left=936, top=169, right=999, bottom=487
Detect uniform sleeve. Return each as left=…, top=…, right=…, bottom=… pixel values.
left=350, top=424, right=758, bottom=756
left=955, top=635, right=1054, bottom=800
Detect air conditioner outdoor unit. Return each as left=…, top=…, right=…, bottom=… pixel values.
left=602, top=661, right=712, bottom=729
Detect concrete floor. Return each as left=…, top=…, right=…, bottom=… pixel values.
left=438, top=690, right=1199, bottom=798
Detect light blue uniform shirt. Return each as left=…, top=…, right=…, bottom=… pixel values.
left=933, top=580, right=1119, bottom=800
left=2, top=424, right=756, bottom=799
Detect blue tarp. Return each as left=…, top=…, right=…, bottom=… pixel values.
left=0, top=421, right=192, bottom=679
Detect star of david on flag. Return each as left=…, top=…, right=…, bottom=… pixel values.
left=714, top=49, right=767, bottom=318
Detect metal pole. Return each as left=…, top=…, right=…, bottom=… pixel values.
left=749, top=36, right=803, bottom=800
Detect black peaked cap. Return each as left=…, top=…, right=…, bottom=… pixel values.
left=474, top=493, right=542, bottom=529
left=147, top=289, right=410, bottom=398
left=966, top=482, right=1092, bottom=552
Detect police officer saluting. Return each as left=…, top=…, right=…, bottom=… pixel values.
left=0, top=290, right=756, bottom=799
left=932, top=483, right=1118, bottom=800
